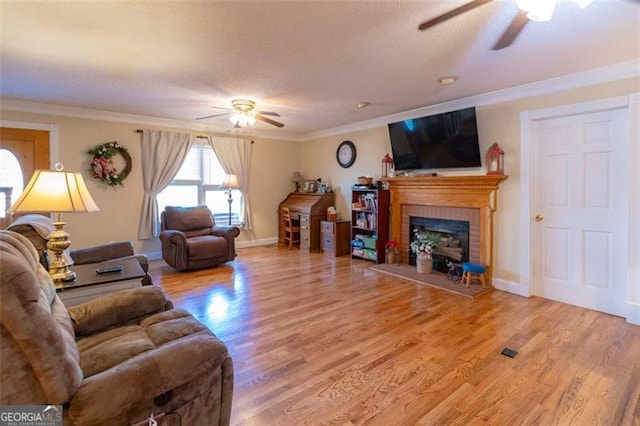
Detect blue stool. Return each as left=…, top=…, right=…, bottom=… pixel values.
left=461, top=262, right=487, bottom=288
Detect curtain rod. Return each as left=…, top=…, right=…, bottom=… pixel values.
left=135, top=129, right=254, bottom=143
left=135, top=129, right=207, bottom=139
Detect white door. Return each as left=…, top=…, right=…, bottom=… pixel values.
left=533, top=108, right=628, bottom=316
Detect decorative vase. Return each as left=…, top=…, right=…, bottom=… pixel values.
left=416, top=252, right=433, bottom=274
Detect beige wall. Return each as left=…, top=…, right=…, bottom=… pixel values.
left=300, top=77, right=639, bottom=285
left=0, top=110, right=299, bottom=255
left=2, top=76, right=637, bottom=279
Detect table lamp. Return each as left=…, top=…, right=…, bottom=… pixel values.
left=221, top=173, right=240, bottom=225
left=291, top=171, right=302, bottom=192
left=7, top=164, right=100, bottom=282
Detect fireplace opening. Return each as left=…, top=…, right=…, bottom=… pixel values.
left=409, top=216, right=470, bottom=272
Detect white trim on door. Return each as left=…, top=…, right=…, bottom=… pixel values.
left=627, top=93, right=640, bottom=324
left=0, top=120, right=60, bottom=167
left=519, top=93, right=640, bottom=324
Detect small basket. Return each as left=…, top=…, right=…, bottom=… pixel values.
left=357, top=176, right=373, bottom=185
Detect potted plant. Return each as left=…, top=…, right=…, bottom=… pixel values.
left=385, top=239, right=399, bottom=265
left=409, top=229, right=440, bottom=273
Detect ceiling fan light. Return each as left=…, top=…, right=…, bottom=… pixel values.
left=517, top=0, right=556, bottom=22
left=573, top=0, right=594, bottom=9
left=229, top=113, right=240, bottom=125
left=247, top=115, right=256, bottom=126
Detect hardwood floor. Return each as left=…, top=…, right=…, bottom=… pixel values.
left=149, top=245, right=640, bottom=425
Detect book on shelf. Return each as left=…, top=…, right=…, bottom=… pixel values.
left=362, top=193, right=377, bottom=210
left=367, top=213, right=376, bottom=230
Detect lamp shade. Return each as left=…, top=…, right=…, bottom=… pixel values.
left=8, top=169, right=100, bottom=213
left=291, top=172, right=302, bottom=183
left=221, top=173, right=240, bottom=189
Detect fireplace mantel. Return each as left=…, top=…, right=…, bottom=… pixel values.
left=385, top=175, right=508, bottom=286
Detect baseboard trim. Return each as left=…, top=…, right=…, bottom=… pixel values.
left=236, top=237, right=278, bottom=248
left=146, top=251, right=162, bottom=261
left=144, top=238, right=278, bottom=261
left=492, top=277, right=529, bottom=298
left=626, top=302, right=640, bottom=325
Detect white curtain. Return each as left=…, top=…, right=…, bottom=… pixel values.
left=207, top=137, right=253, bottom=230
left=138, top=130, right=193, bottom=239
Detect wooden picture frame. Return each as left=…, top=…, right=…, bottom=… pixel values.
left=301, top=180, right=315, bottom=192
left=307, top=182, right=318, bottom=193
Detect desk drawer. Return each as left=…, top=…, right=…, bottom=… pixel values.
left=300, top=215, right=310, bottom=230
left=322, top=234, right=335, bottom=252
left=301, top=232, right=310, bottom=250
left=321, top=221, right=336, bottom=234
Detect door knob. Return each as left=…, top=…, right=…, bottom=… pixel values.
left=535, top=214, right=544, bottom=222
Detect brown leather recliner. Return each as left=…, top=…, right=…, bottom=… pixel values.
left=160, top=206, right=240, bottom=272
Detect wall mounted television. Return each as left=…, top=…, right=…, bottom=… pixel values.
left=387, top=106, right=482, bottom=171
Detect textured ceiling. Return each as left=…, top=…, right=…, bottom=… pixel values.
left=1, top=1, right=639, bottom=139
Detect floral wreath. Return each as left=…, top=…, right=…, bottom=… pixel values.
left=87, top=141, right=132, bottom=186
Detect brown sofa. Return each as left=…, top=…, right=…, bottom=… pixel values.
left=0, top=230, right=233, bottom=425
left=160, top=206, right=240, bottom=272
left=7, top=214, right=153, bottom=286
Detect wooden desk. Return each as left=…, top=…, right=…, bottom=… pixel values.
left=56, top=258, right=145, bottom=307
left=278, top=192, right=335, bottom=252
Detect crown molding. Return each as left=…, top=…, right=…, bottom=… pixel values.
left=0, top=99, right=300, bottom=142
left=300, top=59, right=640, bottom=141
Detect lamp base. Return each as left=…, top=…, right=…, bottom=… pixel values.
left=47, top=221, right=76, bottom=283
left=50, top=266, right=77, bottom=283
left=227, top=191, right=233, bottom=225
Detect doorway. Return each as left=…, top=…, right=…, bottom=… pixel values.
left=520, top=95, right=638, bottom=321
left=0, top=126, right=53, bottom=226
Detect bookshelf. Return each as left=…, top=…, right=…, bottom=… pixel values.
left=350, top=187, right=390, bottom=263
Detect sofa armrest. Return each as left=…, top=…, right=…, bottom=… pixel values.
left=159, top=230, right=189, bottom=271
left=67, top=331, right=232, bottom=426
left=211, top=226, right=240, bottom=262
left=70, top=241, right=134, bottom=265
left=68, top=286, right=172, bottom=337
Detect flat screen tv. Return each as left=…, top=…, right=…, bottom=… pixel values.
left=387, top=106, right=482, bottom=171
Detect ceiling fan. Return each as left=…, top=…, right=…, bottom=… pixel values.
left=418, top=0, right=596, bottom=50
left=196, top=99, right=284, bottom=128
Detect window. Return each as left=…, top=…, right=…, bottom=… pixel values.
left=157, top=143, right=243, bottom=226
left=0, top=149, right=24, bottom=219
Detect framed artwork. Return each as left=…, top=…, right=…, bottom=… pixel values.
left=302, top=180, right=316, bottom=192
left=307, top=182, right=318, bottom=193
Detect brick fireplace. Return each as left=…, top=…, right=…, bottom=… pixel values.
left=385, top=175, right=508, bottom=286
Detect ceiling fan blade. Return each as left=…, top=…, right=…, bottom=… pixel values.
left=257, top=111, right=281, bottom=117
left=254, top=113, right=284, bottom=128
left=195, top=112, right=229, bottom=120
left=418, top=0, right=493, bottom=31
left=492, top=10, right=529, bottom=50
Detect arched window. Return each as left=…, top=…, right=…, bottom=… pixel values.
left=0, top=149, right=24, bottom=218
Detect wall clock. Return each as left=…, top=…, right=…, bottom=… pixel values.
left=336, top=140, right=356, bottom=168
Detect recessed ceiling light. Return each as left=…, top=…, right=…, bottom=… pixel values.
left=356, top=102, right=370, bottom=109
left=439, top=76, right=457, bottom=85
